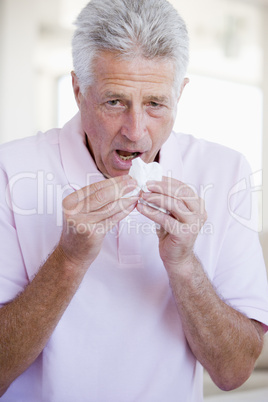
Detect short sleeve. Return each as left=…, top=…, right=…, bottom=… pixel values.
left=0, top=167, right=29, bottom=306
left=212, top=157, right=268, bottom=328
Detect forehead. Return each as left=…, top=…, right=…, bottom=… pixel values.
left=90, top=52, right=177, bottom=96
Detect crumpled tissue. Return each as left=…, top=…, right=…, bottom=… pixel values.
left=129, top=157, right=163, bottom=193
left=126, top=157, right=167, bottom=213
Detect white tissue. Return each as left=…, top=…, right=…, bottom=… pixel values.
left=129, top=157, right=163, bottom=192
left=127, top=157, right=167, bottom=213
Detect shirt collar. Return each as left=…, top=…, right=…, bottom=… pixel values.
left=159, top=131, right=184, bottom=183
left=59, top=112, right=104, bottom=190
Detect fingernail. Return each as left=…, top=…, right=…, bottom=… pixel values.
left=141, top=191, right=149, bottom=198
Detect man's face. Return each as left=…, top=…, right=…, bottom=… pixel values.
left=73, top=52, right=186, bottom=178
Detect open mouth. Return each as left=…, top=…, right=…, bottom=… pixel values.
left=116, top=150, right=140, bottom=161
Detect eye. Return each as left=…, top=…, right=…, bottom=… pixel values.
left=104, top=99, right=126, bottom=112
left=149, top=101, right=160, bottom=107
left=107, top=100, right=121, bottom=106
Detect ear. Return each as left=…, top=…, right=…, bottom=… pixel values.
left=177, top=77, right=189, bottom=103
left=71, top=71, right=83, bottom=109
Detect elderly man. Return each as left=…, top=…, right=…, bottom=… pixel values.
left=0, top=0, right=268, bottom=401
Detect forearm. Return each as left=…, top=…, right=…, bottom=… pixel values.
left=0, top=246, right=87, bottom=396
left=167, top=255, right=264, bottom=391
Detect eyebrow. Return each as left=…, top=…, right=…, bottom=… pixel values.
left=143, top=95, right=170, bottom=104
left=103, top=91, right=170, bottom=104
left=104, top=91, right=128, bottom=100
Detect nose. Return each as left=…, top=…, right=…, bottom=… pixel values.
left=121, top=108, right=147, bottom=142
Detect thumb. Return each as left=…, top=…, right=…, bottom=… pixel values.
left=155, top=224, right=167, bottom=240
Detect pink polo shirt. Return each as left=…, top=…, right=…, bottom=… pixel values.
left=0, top=113, right=268, bottom=402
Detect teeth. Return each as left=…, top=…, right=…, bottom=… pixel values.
left=118, top=152, right=139, bottom=161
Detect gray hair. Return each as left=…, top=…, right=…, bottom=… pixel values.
left=72, top=0, right=189, bottom=94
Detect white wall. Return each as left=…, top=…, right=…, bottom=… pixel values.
left=0, top=0, right=39, bottom=142
left=0, top=0, right=73, bottom=142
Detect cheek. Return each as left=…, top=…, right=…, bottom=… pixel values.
left=101, top=119, right=119, bottom=136
left=151, top=115, right=174, bottom=141
left=95, top=109, right=122, bottom=136
left=83, top=114, right=110, bottom=143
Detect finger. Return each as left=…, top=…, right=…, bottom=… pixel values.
left=136, top=202, right=181, bottom=234
left=86, top=179, right=137, bottom=212
left=63, top=175, right=130, bottom=210
left=64, top=176, right=137, bottom=215
left=141, top=192, right=195, bottom=223
left=99, top=199, right=139, bottom=234
left=137, top=201, right=205, bottom=236
left=84, top=175, right=134, bottom=197
left=146, top=176, right=195, bottom=196
left=85, top=196, right=139, bottom=223
left=146, top=177, right=200, bottom=212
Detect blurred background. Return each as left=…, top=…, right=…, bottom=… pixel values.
left=0, top=0, right=268, bottom=399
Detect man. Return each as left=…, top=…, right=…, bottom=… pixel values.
left=0, top=0, right=267, bottom=401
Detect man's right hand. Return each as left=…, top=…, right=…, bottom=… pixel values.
left=58, top=175, right=138, bottom=269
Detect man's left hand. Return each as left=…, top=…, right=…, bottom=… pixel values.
left=136, top=176, right=207, bottom=273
